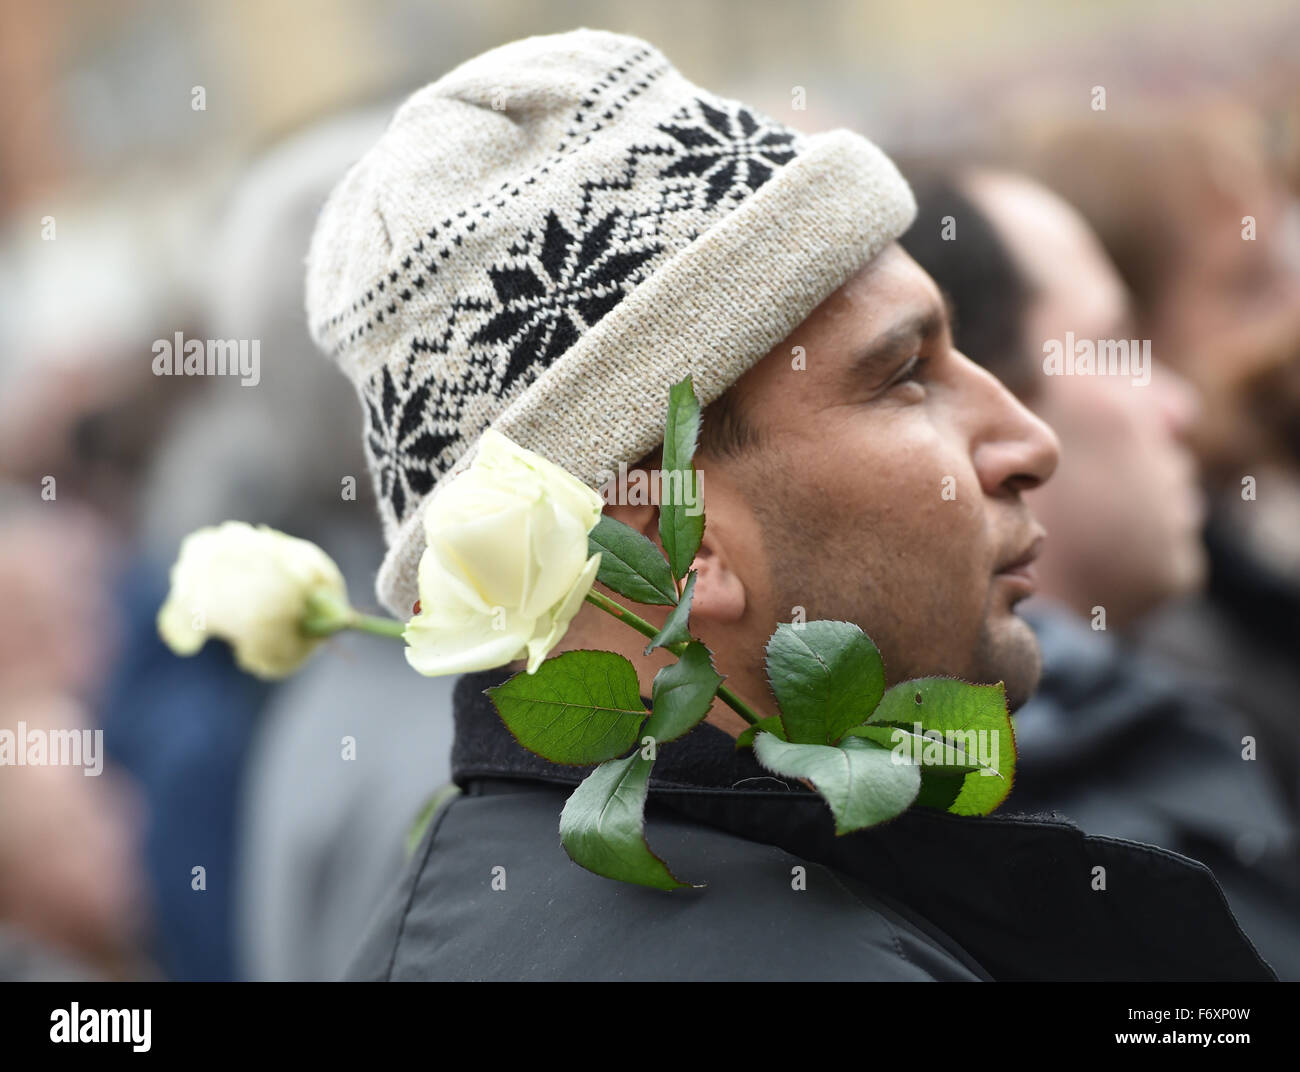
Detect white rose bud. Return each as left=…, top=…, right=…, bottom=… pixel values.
left=404, top=429, right=604, bottom=677
left=157, top=522, right=349, bottom=679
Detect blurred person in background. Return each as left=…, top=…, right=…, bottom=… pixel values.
left=0, top=178, right=278, bottom=983
left=0, top=5, right=453, bottom=981
left=106, top=101, right=455, bottom=982
left=0, top=189, right=203, bottom=981
left=901, top=165, right=1300, bottom=979
left=0, top=493, right=153, bottom=980
left=1013, top=106, right=1300, bottom=818
left=0, top=228, right=261, bottom=980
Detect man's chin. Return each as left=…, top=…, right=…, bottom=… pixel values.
left=975, top=611, right=1042, bottom=712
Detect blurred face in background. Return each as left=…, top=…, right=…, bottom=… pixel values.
left=1143, top=148, right=1300, bottom=478
left=966, top=171, right=1206, bottom=629
left=1023, top=115, right=1300, bottom=482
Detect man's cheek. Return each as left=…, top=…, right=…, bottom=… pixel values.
left=927, top=471, right=985, bottom=540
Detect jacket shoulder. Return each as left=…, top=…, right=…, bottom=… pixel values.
left=345, top=785, right=986, bottom=981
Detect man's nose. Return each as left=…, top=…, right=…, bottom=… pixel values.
left=965, top=356, right=1060, bottom=496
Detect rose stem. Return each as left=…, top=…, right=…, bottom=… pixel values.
left=583, top=589, right=761, bottom=727
left=301, top=610, right=407, bottom=639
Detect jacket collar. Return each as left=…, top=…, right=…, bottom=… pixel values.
left=451, top=668, right=1277, bottom=981
left=451, top=668, right=803, bottom=794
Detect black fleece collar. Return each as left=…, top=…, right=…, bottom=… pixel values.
left=450, top=668, right=804, bottom=794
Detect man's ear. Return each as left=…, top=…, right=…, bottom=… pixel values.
left=686, top=521, right=747, bottom=624
left=600, top=500, right=746, bottom=625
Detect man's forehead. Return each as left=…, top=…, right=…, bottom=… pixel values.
left=818, top=245, right=949, bottom=337
left=831, top=255, right=952, bottom=365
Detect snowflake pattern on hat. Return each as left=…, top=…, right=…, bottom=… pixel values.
left=657, top=99, right=798, bottom=207
left=469, top=209, right=662, bottom=400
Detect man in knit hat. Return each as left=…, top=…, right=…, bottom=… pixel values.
left=306, top=30, right=1275, bottom=980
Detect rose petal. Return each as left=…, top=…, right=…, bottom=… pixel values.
left=524, top=553, right=602, bottom=673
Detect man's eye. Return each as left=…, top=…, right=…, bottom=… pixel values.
left=890, top=354, right=928, bottom=387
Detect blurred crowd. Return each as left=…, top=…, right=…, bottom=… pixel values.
left=0, top=98, right=456, bottom=981
left=1, top=3, right=1297, bottom=981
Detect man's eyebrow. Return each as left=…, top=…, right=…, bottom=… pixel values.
left=847, top=298, right=950, bottom=380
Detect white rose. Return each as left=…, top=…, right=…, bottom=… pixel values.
left=157, top=522, right=349, bottom=679
left=404, top=429, right=604, bottom=677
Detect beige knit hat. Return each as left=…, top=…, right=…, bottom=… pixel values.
left=306, top=28, right=915, bottom=618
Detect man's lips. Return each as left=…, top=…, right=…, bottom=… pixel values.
left=994, top=533, right=1046, bottom=598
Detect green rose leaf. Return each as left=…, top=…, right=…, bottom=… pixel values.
left=842, top=723, right=984, bottom=773
left=659, top=376, right=705, bottom=581
left=587, top=515, right=678, bottom=607
left=865, top=677, right=1014, bottom=816
left=751, top=732, right=921, bottom=835
left=486, top=650, right=647, bottom=765
left=841, top=725, right=987, bottom=813
left=559, top=751, right=692, bottom=891
left=914, top=771, right=968, bottom=812
left=643, top=571, right=697, bottom=655
left=734, top=714, right=790, bottom=750
left=644, top=641, right=723, bottom=745
left=765, top=621, right=887, bottom=745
